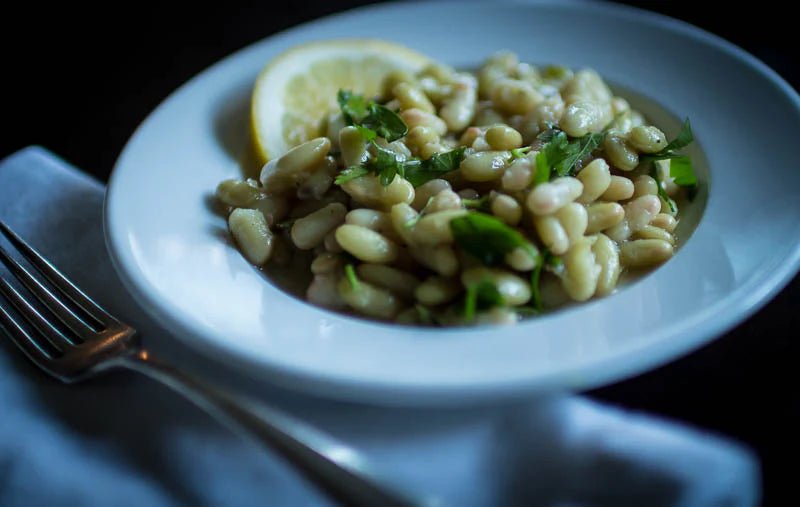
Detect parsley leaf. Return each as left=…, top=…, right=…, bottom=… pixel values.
left=337, top=89, right=408, bottom=142
left=553, top=132, right=604, bottom=177
left=403, top=147, right=466, bottom=187
left=362, top=104, right=408, bottom=142
left=463, top=280, right=504, bottom=322
left=534, top=131, right=567, bottom=184
left=371, top=141, right=405, bottom=186
left=662, top=118, right=694, bottom=152
left=344, top=264, right=360, bottom=291
left=450, top=212, right=540, bottom=266
left=334, top=166, right=370, bottom=185
left=337, top=90, right=368, bottom=124
left=533, top=127, right=606, bottom=183
left=510, top=146, right=532, bottom=159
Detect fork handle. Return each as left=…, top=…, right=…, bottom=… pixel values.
left=115, top=350, right=424, bottom=507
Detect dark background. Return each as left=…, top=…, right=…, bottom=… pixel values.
left=3, top=1, right=797, bottom=504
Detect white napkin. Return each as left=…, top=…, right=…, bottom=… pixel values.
left=0, top=146, right=759, bottom=507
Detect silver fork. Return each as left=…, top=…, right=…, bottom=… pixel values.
left=0, top=221, right=425, bottom=507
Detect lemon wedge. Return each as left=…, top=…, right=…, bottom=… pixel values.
left=250, top=39, right=431, bottom=163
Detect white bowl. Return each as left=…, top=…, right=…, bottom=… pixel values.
left=104, top=0, right=800, bottom=404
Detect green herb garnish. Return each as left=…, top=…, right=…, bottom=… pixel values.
left=463, top=280, right=504, bottom=321
left=462, top=194, right=492, bottom=211
left=534, top=130, right=605, bottom=183
left=344, top=264, right=360, bottom=291
left=338, top=89, right=408, bottom=142
left=510, top=146, right=532, bottom=159
left=334, top=166, right=370, bottom=185
left=450, top=212, right=540, bottom=266
left=641, top=119, right=697, bottom=193
left=403, top=147, right=466, bottom=187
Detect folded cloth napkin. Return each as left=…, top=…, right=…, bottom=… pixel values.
left=0, top=147, right=759, bottom=507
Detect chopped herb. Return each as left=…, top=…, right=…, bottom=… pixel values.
left=641, top=119, right=697, bottom=196
left=668, top=156, right=697, bottom=187
left=354, top=125, right=377, bottom=142
left=450, top=212, right=540, bottom=266
left=463, top=280, right=504, bottom=321
left=662, top=118, right=694, bottom=152
left=334, top=166, right=370, bottom=185
left=403, top=147, right=466, bottom=187
left=337, top=89, right=408, bottom=142
left=344, top=264, right=360, bottom=291
left=362, top=104, right=408, bottom=142
left=510, top=146, right=532, bottom=159
left=533, top=126, right=607, bottom=183
left=553, top=132, right=604, bottom=177
left=370, top=141, right=406, bottom=186
left=337, top=90, right=368, bottom=124
left=534, top=131, right=569, bottom=183
left=462, top=194, right=492, bottom=211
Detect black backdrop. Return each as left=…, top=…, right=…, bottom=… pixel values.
left=3, top=1, right=798, bottom=505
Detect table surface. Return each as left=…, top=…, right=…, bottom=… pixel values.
left=3, top=1, right=797, bottom=504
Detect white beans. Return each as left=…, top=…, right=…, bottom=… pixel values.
left=592, top=234, right=620, bottom=297
left=460, top=151, right=510, bottom=182
left=491, top=194, right=522, bottom=225
left=291, top=203, right=347, bottom=250
left=561, top=237, right=600, bottom=301
left=260, top=137, right=331, bottom=195
left=526, top=177, right=583, bottom=215
left=556, top=202, right=588, bottom=243
left=462, top=267, right=531, bottom=306
left=439, top=74, right=478, bottom=131
left=307, top=275, right=347, bottom=309
left=357, top=264, right=420, bottom=299
left=586, top=202, right=625, bottom=234
left=601, top=176, right=635, bottom=201
left=411, top=209, right=467, bottom=246
left=335, top=225, right=399, bottom=263
left=228, top=208, right=273, bottom=265
left=221, top=50, right=691, bottom=327
left=576, top=159, right=611, bottom=204
left=620, top=239, right=674, bottom=267
left=415, top=276, right=461, bottom=306
left=560, top=102, right=606, bottom=137
left=628, top=126, right=667, bottom=153
left=338, top=278, right=402, bottom=319
left=533, top=215, right=570, bottom=255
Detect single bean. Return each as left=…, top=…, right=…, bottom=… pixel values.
left=291, top=203, right=347, bottom=250
left=576, top=158, right=611, bottom=204
left=415, top=276, right=461, bottom=306
left=526, top=177, right=583, bottom=215
left=335, top=224, right=399, bottom=263
left=228, top=208, right=273, bottom=265
left=620, top=239, right=674, bottom=267
left=586, top=202, right=625, bottom=233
